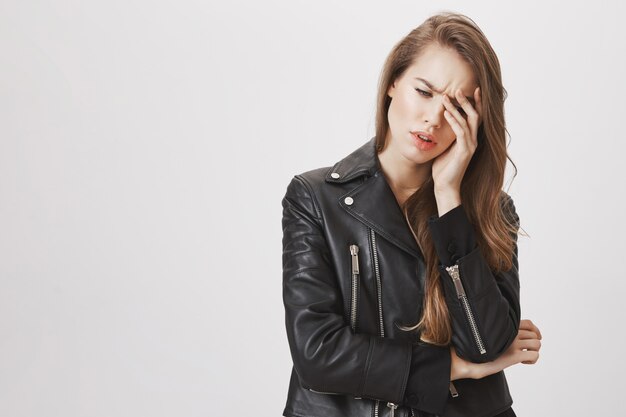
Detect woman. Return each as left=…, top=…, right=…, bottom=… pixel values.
left=281, top=12, right=542, bottom=417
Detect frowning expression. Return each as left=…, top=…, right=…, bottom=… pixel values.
left=385, top=43, right=479, bottom=164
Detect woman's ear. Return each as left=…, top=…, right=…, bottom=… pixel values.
left=387, top=82, right=396, bottom=98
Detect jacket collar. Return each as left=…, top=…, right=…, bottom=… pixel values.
left=324, top=136, right=380, bottom=184
left=325, top=136, right=424, bottom=261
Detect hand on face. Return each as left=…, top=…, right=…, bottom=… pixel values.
left=431, top=86, right=483, bottom=192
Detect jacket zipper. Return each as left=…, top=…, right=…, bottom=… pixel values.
left=387, top=402, right=398, bottom=417
left=449, top=381, right=459, bottom=397
left=445, top=264, right=487, bottom=355
left=371, top=229, right=385, bottom=338
left=350, top=244, right=360, bottom=333
left=350, top=244, right=364, bottom=400
left=370, top=228, right=400, bottom=417
left=308, top=246, right=363, bottom=398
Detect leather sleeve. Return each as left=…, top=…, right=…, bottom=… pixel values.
left=427, top=196, right=521, bottom=363
left=282, top=175, right=451, bottom=415
left=427, top=205, right=477, bottom=266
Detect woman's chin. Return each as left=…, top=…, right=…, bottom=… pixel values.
left=402, top=146, right=436, bottom=165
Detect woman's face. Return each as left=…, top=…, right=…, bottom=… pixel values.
left=385, top=43, right=479, bottom=164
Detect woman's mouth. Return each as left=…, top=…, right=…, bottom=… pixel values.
left=410, top=131, right=436, bottom=142
left=411, top=132, right=436, bottom=150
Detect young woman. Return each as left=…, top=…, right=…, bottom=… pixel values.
left=281, top=12, right=542, bottom=417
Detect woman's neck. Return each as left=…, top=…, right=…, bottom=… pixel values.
left=377, top=146, right=431, bottom=207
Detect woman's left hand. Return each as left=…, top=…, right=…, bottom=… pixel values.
left=431, top=86, right=483, bottom=193
left=468, top=319, right=543, bottom=380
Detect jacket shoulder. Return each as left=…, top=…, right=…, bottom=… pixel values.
left=294, top=166, right=333, bottom=188
left=282, top=166, right=332, bottom=220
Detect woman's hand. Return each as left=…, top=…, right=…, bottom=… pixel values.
left=461, top=319, right=543, bottom=380
left=432, top=87, right=483, bottom=194
left=450, top=345, right=470, bottom=381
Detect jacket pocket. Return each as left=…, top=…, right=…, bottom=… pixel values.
left=445, top=264, right=487, bottom=356
left=349, top=244, right=360, bottom=333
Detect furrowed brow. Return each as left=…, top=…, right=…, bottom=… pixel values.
left=415, top=77, right=475, bottom=105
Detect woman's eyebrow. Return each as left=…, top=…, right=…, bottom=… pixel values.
left=415, top=77, right=475, bottom=105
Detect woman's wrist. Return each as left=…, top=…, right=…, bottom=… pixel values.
left=435, top=188, right=462, bottom=217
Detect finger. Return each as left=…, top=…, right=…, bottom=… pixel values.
left=521, top=351, right=540, bottom=364
left=517, top=329, right=540, bottom=340
left=442, top=93, right=467, bottom=128
left=516, top=338, right=542, bottom=351
left=442, top=94, right=469, bottom=151
left=443, top=109, right=462, bottom=145
left=520, top=319, right=542, bottom=340
left=454, top=88, right=479, bottom=146
left=454, top=88, right=480, bottom=125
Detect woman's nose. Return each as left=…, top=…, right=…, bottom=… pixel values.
left=424, top=99, right=446, bottom=127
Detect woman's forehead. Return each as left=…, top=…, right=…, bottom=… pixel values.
left=413, top=76, right=476, bottom=105
left=406, top=47, right=477, bottom=96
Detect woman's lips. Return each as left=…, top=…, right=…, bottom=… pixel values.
left=410, top=131, right=436, bottom=143
left=411, top=132, right=436, bottom=151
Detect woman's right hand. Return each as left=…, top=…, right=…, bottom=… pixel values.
left=451, top=319, right=542, bottom=380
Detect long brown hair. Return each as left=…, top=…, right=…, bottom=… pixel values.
left=374, top=12, right=524, bottom=345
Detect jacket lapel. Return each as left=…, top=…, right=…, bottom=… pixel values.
left=325, top=137, right=424, bottom=261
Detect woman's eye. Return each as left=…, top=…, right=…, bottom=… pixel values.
left=416, top=88, right=466, bottom=116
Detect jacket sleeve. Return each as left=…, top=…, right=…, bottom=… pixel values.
left=282, top=175, right=451, bottom=415
left=427, top=194, right=521, bottom=363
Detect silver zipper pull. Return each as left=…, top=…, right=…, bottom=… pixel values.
left=449, top=381, right=459, bottom=398
left=445, top=264, right=466, bottom=298
left=387, top=402, right=398, bottom=417
left=446, top=264, right=487, bottom=355
left=350, top=244, right=360, bottom=274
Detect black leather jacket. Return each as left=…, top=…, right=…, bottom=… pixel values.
left=281, top=137, right=521, bottom=417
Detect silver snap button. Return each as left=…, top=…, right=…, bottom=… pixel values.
left=330, top=172, right=340, bottom=179
left=344, top=196, right=354, bottom=205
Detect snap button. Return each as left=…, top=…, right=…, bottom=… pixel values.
left=344, top=196, right=354, bottom=205
left=330, top=172, right=340, bottom=179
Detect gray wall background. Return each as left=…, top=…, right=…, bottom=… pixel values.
left=1, top=0, right=624, bottom=415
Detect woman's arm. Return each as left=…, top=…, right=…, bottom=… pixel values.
left=466, top=319, right=542, bottom=379
left=427, top=192, right=521, bottom=363
left=282, top=175, right=452, bottom=415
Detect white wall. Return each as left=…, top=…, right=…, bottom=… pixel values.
left=1, top=0, right=624, bottom=415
